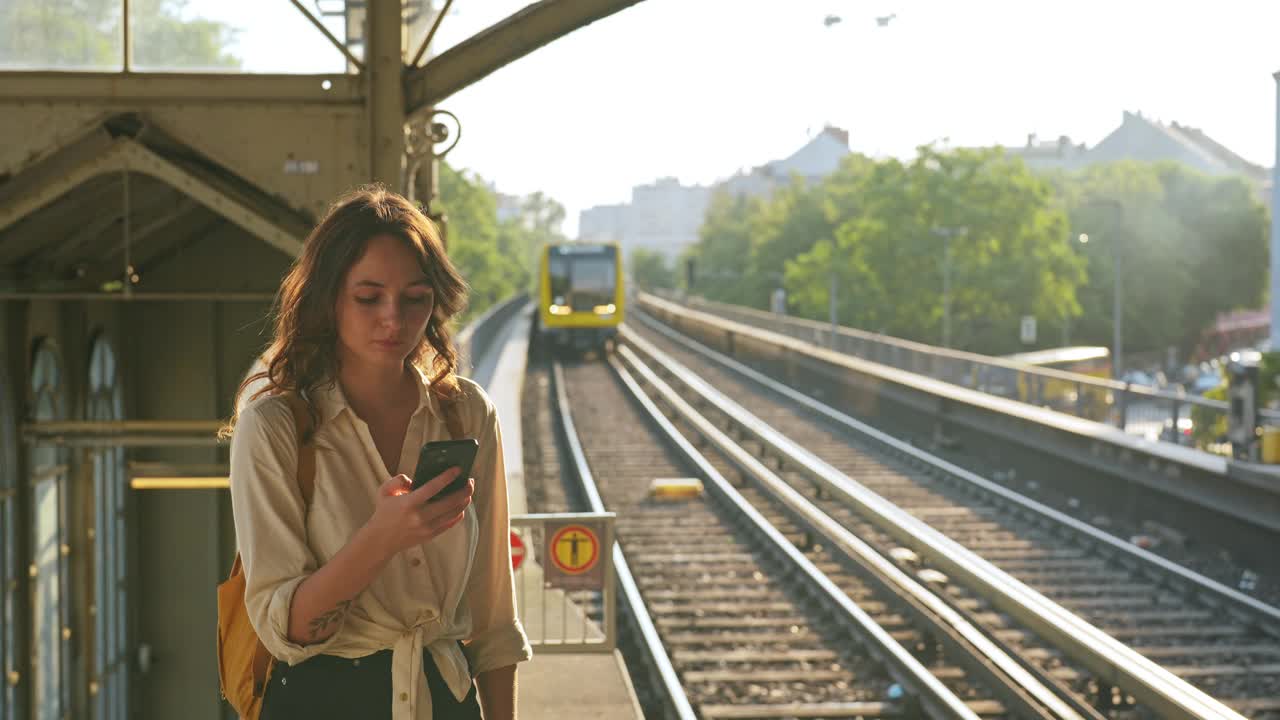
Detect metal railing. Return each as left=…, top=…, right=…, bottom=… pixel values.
left=647, top=291, right=1278, bottom=453
left=509, top=512, right=617, bottom=653
left=456, top=291, right=529, bottom=376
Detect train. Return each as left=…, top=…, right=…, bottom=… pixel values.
left=536, top=242, right=625, bottom=351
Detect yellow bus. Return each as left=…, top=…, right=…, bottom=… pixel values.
left=1006, top=346, right=1111, bottom=377
left=1004, top=346, right=1112, bottom=420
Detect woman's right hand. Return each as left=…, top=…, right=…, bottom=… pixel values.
left=363, top=468, right=476, bottom=560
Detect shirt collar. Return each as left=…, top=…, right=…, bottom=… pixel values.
left=309, top=366, right=439, bottom=423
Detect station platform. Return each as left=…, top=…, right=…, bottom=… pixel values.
left=476, top=306, right=644, bottom=720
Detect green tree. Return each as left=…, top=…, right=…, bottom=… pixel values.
left=518, top=191, right=567, bottom=236
left=736, top=176, right=837, bottom=311
left=630, top=249, right=675, bottom=291
left=685, top=190, right=761, bottom=304
left=437, top=163, right=510, bottom=320
left=133, top=0, right=240, bottom=70
left=1157, top=164, right=1268, bottom=356
left=497, top=191, right=570, bottom=294
left=1058, top=161, right=1268, bottom=362
left=437, top=166, right=569, bottom=321
left=687, top=159, right=876, bottom=310
left=0, top=0, right=240, bottom=70
left=785, top=147, right=1085, bottom=353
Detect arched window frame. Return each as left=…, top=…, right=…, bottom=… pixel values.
left=28, top=337, right=70, bottom=720
left=86, top=332, right=128, bottom=720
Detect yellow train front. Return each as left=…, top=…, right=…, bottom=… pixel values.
left=537, top=242, right=625, bottom=351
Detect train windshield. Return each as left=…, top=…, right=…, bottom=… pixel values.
left=549, top=246, right=617, bottom=310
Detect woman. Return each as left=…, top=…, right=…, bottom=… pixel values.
left=225, top=186, right=531, bottom=719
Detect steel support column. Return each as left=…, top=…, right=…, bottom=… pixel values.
left=367, top=1, right=405, bottom=191
left=1270, top=71, right=1280, bottom=347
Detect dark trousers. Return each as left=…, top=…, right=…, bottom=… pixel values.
left=261, top=646, right=482, bottom=720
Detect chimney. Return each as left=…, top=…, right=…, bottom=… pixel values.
left=823, top=126, right=850, bottom=148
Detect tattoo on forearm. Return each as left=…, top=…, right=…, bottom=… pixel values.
left=308, top=599, right=353, bottom=641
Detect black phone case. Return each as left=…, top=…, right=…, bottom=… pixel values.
left=412, top=438, right=479, bottom=501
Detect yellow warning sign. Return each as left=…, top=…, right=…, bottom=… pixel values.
left=548, top=524, right=600, bottom=575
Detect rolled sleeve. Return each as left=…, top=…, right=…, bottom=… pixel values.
left=464, top=618, right=532, bottom=675
left=461, top=394, right=532, bottom=674
left=229, top=397, right=344, bottom=665
left=263, top=575, right=345, bottom=663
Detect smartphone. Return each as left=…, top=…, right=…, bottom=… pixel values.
left=412, top=439, right=479, bottom=502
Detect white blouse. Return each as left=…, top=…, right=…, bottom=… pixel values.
left=229, top=371, right=531, bottom=719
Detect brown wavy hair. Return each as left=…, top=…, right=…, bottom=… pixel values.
left=221, top=185, right=468, bottom=437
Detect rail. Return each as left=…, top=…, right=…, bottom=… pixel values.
left=629, top=315, right=1280, bottom=638
left=619, top=323, right=1250, bottom=720
left=614, top=344, right=1087, bottom=719
left=649, top=291, right=1279, bottom=452
left=636, top=292, right=1280, bottom=538
left=550, top=361, right=698, bottom=720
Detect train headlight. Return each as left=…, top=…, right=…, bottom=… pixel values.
left=548, top=304, right=571, bottom=316
left=593, top=304, right=616, bottom=316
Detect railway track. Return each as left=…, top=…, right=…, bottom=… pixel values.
left=525, top=338, right=1131, bottom=718
left=622, top=311, right=1280, bottom=719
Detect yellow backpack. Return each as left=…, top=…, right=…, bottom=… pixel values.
left=216, top=392, right=465, bottom=718
left=216, top=394, right=315, bottom=719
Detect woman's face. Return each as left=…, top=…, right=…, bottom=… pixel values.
left=334, top=233, right=435, bottom=373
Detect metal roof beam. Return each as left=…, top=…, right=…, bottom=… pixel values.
left=117, top=140, right=304, bottom=257
left=0, top=139, right=131, bottom=236
left=0, top=72, right=361, bottom=105
left=404, top=0, right=644, bottom=114
left=0, top=137, right=303, bottom=258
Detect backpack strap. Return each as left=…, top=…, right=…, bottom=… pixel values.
left=282, top=393, right=317, bottom=506
left=248, top=394, right=315, bottom=698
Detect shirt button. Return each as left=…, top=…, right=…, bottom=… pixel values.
left=400, top=692, right=409, bottom=702
left=411, top=558, right=421, bottom=567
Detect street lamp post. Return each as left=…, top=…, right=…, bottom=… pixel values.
left=1271, top=70, right=1280, bottom=348
left=931, top=226, right=967, bottom=348
left=828, top=270, right=839, bottom=348
left=1076, top=231, right=1123, bottom=377
left=1078, top=198, right=1125, bottom=378
left=1113, top=233, right=1123, bottom=379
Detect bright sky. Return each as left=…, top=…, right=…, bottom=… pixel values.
left=193, top=0, right=1280, bottom=237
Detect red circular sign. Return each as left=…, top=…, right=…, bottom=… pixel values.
left=548, top=525, right=599, bottom=575
left=510, top=531, right=525, bottom=571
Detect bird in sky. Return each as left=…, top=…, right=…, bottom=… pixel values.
left=823, top=14, right=842, bottom=27
left=876, top=13, right=897, bottom=27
